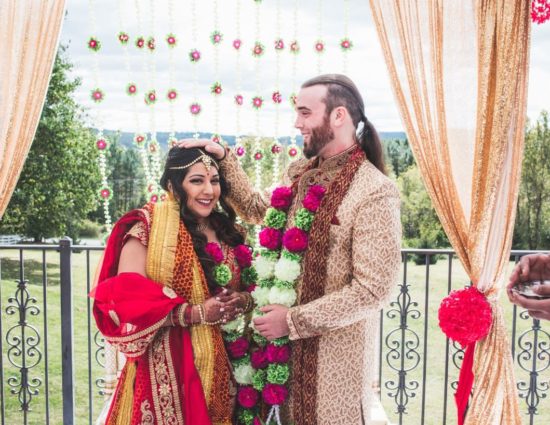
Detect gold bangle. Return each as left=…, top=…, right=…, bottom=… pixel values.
left=177, top=303, right=188, bottom=327
left=199, top=303, right=223, bottom=326
left=198, top=304, right=206, bottom=324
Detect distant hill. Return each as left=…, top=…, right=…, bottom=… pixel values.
left=101, top=130, right=407, bottom=150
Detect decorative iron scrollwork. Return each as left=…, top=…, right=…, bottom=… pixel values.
left=384, top=283, right=421, bottom=415
left=5, top=278, right=43, bottom=411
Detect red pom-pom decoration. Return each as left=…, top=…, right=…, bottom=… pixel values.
left=438, top=286, right=492, bottom=348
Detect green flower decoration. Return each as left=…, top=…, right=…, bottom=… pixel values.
left=258, top=278, right=275, bottom=289
left=295, top=208, right=315, bottom=231
left=252, top=369, right=267, bottom=391
left=267, top=363, right=290, bottom=385
left=273, top=278, right=294, bottom=289
left=214, top=264, right=232, bottom=286
left=259, top=249, right=279, bottom=261
left=232, top=355, right=251, bottom=368
left=241, top=267, right=258, bottom=285
left=253, top=332, right=268, bottom=347
left=264, top=207, right=287, bottom=229
left=223, top=331, right=241, bottom=343
left=281, top=249, right=302, bottom=262
left=272, top=336, right=290, bottom=346
left=238, top=409, right=255, bottom=425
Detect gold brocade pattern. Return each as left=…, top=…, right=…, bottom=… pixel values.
left=369, top=0, right=531, bottom=423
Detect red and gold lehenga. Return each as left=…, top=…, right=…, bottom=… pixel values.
left=92, top=200, right=239, bottom=425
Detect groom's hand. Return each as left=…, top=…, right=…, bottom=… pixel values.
left=177, top=138, right=226, bottom=160
left=254, top=304, right=290, bottom=340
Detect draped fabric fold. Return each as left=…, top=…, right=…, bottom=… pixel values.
left=368, top=0, right=530, bottom=423
left=0, top=0, right=66, bottom=219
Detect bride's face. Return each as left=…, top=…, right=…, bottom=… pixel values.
left=180, top=162, right=221, bottom=219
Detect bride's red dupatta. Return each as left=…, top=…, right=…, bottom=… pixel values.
left=90, top=208, right=211, bottom=425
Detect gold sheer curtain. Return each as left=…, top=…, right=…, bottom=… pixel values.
left=0, top=0, right=66, bottom=219
left=369, top=0, right=530, bottom=423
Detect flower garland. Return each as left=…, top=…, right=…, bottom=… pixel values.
left=246, top=184, right=326, bottom=424
left=204, top=242, right=259, bottom=423
left=532, top=0, right=550, bottom=24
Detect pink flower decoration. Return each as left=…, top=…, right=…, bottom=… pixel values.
left=234, top=245, right=253, bottom=268
left=238, top=386, right=259, bottom=409
left=227, top=337, right=249, bottom=359
left=274, top=38, right=285, bottom=50
left=100, top=188, right=111, bottom=199
left=136, top=36, right=145, bottom=48
left=270, top=187, right=293, bottom=210
left=253, top=418, right=262, bottom=425
left=235, top=146, right=246, bottom=157
left=167, top=89, right=178, bottom=101
left=262, top=383, right=288, bottom=405
left=288, top=147, right=298, bottom=157
left=259, top=228, right=282, bottom=250
left=96, top=139, right=107, bottom=150
left=254, top=152, right=263, bottom=161
left=205, top=242, right=224, bottom=264
left=233, top=39, right=242, bottom=50
left=307, top=185, right=326, bottom=199
left=190, top=103, right=201, bottom=115
left=127, top=83, right=137, bottom=95
left=266, top=344, right=291, bottom=364
left=532, top=0, right=550, bottom=24
left=166, top=33, right=177, bottom=46
left=91, top=88, right=104, bottom=103
left=160, top=193, right=167, bottom=202
left=303, top=192, right=323, bottom=212
left=147, top=184, right=154, bottom=193
left=290, top=40, right=300, bottom=53
left=189, top=49, right=201, bottom=62
left=118, top=32, right=129, bottom=44
left=251, top=348, right=268, bottom=369
left=252, top=96, right=263, bottom=109
left=289, top=93, right=297, bottom=106
left=246, top=283, right=257, bottom=293
left=234, top=94, right=243, bottom=105
left=272, top=91, right=282, bottom=104
left=282, top=227, right=308, bottom=252
left=271, top=144, right=281, bottom=154
left=150, top=194, right=159, bottom=203
left=211, top=135, right=220, bottom=144
left=147, top=37, right=155, bottom=51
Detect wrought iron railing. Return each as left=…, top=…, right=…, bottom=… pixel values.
left=0, top=241, right=548, bottom=424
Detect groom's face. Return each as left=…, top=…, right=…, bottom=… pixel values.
left=294, top=85, right=335, bottom=159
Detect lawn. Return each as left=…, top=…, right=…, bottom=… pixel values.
left=1, top=248, right=549, bottom=424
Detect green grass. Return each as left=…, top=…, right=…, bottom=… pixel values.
left=1, top=249, right=549, bottom=424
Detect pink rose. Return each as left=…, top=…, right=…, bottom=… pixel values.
left=253, top=418, right=263, bottom=425
left=302, top=193, right=322, bottom=212
left=262, top=383, right=288, bottom=405
left=282, top=227, right=308, bottom=252
left=205, top=242, right=224, bottom=264
left=251, top=348, right=268, bottom=369
left=266, top=344, right=290, bottom=364
left=234, top=244, right=253, bottom=268
left=271, top=187, right=293, bottom=210
left=227, top=337, right=249, bottom=359
left=237, top=386, right=259, bottom=408
left=246, top=284, right=257, bottom=293
left=259, top=228, right=282, bottom=250
left=307, top=185, right=326, bottom=199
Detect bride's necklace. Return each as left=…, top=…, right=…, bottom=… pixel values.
left=197, top=221, right=209, bottom=232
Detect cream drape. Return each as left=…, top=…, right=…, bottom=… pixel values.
left=369, top=0, right=530, bottom=423
left=0, top=0, right=66, bottom=219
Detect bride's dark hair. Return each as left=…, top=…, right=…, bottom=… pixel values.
left=160, top=147, right=245, bottom=292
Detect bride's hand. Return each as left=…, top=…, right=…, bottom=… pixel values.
left=177, top=138, right=226, bottom=160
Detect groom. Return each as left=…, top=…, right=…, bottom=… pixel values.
left=181, top=74, right=401, bottom=424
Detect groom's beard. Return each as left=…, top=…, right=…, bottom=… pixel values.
left=303, top=115, right=334, bottom=159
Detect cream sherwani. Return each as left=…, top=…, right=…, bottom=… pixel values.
left=221, top=145, right=401, bottom=424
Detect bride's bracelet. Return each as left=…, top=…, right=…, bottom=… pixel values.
left=198, top=303, right=223, bottom=326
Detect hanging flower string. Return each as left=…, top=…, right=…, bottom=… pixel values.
left=245, top=184, right=326, bottom=424
left=204, top=242, right=258, bottom=423
left=532, top=0, right=550, bottom=24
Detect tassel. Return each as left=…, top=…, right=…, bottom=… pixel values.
left=265, top=405, right=283, bottom=425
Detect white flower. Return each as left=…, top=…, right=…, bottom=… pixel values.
left=254, top=255, right=276, bottom=279
left=222, top=315, right=245, bottom=333
left=274, top=257, right=301, bottom=283
left=268, top=287, right=297, bottom=307
left=251, top=286, right=270, bottom=307
left=234, top=363, right=255, bottom=385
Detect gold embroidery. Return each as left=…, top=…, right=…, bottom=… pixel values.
left=139, top=400, right=154, bottom=425
left=106, top=317, right=165, bottom=342
left=148, top=331, right=184, bottom=425
left=146, top=200, right=180, bottom=288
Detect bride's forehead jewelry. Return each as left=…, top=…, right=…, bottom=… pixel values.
left=169, top=149, right=219, bottom=172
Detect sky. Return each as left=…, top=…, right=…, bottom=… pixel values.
left=60, top=0, right=550, bottom=138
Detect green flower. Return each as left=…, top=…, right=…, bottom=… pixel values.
left=232, top=355, right=251, bottom=368
left=214, top=264, right=232, bottom=286
left=258, top=278, right=275, bottom=289
left=253, top=332, right=268, bottom=347
left=264, top=207, right=287, bottom=229
left=238, top=408, right=255, bottom=425
left=241, top=267, right=258, bottom=285
left=273, top=278, right=294, bottom=289
left=252, top=369, right=267, bottom=391
left=295, top=208, right=315, bottom=231
left=281, top=249, right=302, bottom=262
left=258, top=249, right=279, bottom=261
left=267, top=363, right=290, bottom=384
left=223, top=331, right=241, bottom=342
left=272, top=336, right=290, bottom=346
